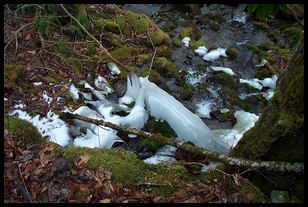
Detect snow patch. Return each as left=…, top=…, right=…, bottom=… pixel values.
left=182, top=37, right=190, bottom=47
left=143, top=145, right=177, bottom=164
left=240, top=78, right=263, bottom=90
left=210, top=66, right=236, bottom=76
left=42, top=91, right=53, bottom=105
left=194, top=46, right=208, bottom=56
left=255, top=59, right=268, bottom=68
left=203, top=47, right=227, bottom=62
left=108, top=63, right=121, bottom=75
left=33, top=82, right=42, bottom=86
left=69, top=84, right=79, bottom=100
left=232, top=12, right=246, bottom=23
left=14, top=104, right=26, bottom=109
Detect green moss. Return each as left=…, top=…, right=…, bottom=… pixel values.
left=149, top=29, right=171, bottom=46
left=127, top=12, right=151, bottom=33
left=253, top=21, right=270, bottom=31
left=102, top=32, right=124, bottom=47
left=55, top=38, right=70, bottom=54
left=95, top=18, right=121, bottom=34
left=4, top=64, right=24, bottom=90
left=190, top=40, right=206, bottom=49
left=153, top=57, right=179, bottom=79
left=172, top=38, right=181, bottom=47
left=115, top=15, right=130, bottom=36
left=241, top=183, right=269, bottom=203
left=246, top=44, right=264, bottom=59
left=197, top=82, right=208, bottom=91
left=196, top=64, right=207, bottom=72
left=180, top=82, right=194, bottom=100
left=211, top=110, right=236, bottom=125
left=136, top=54, right=151, bottom=66
left=209, top=72, right=238, bottom=89
left=62, top=147, right=149, bottom=186
left=140, top=69, right=161, bottom=84
left=143, top=116, right=175, bottom=138
left=238, top=82, right=258, bottom=93
left=255, top=66, right=275, bottom=80
left=4, top=116, right=45, bottom=145
left=156, top=45, right=172, bottom=59
left=179, top=67, right=190, bottom=75
left=179, top=26, right=199, bottom=40
left=226, top=47, right=240, bottom=60
left=112, top=46, right=138, bottom=61
left=136, top=139, right=163, bottom=151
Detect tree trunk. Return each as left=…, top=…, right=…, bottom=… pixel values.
left=230, top=43, right=304, bottom=163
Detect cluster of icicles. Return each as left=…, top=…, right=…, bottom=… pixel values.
left=69, top=75, right=229, bottom=155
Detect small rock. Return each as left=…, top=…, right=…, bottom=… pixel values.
left=113, top=80, right=127, bottom=98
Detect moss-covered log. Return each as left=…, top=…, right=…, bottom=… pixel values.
left=60, top=112, right=304, bottom=174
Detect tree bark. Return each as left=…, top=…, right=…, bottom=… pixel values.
left=60, top=112, right=304, bottom=174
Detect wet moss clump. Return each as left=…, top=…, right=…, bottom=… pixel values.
left=209, top=72, right=238, bottom=89
left=179, top=26, right=200, bottom=40
left=153, top=57, right=179, bottom=79
left=253, top=21, right=270, bottom=31
left=112, top=46, right=138, bottom=61
left=191, top=40, right=206, bottom=49
left=136, top=139, right=163, bottom=152
left=4, top=64, right=24, bottom=90
left=156, top=44, right=172, bottom=59
left=210, top=110, right=237, bottom=126
left=62, top=147, right=149, bottom=186
left=246, top=44, right=264, bottom=59
left=255, top=66, right=275, bottom=80
left=94, top=18, right=121, bottom=34
left=180, top=82, right=194, bottom=100
left=197, top=82, right=208, bottom=91
left=143, top=116, right=176, bottom=138
left=136, top=54, right=151, bottom=66
left=226, top=47, right=240, bottom=60
left=140, top=69, right=161, bottom=84
left=4, top=116, right=45, bottom=145
left=172, top=38, right=182, bottom=47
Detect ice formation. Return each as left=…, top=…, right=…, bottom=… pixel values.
left=194, top=46, right=208, bottom=56
left=182, top=37, right=191, bottom=47
left=108, top=62, right=121, bottom=75
left=210, top=66, right=236, bottom=76
left=213, top=110, right=259, bottom=148
left=121, top=76, right=229, bottom=154
left=203, top=47, right=227, bottom=62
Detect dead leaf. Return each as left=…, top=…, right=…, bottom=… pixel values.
left=26, top=50, right=36, bottom=55
left=100, top=198, right=111, bottom=203
left=25, top=34, right=31, bottom=41
left=76, top=155, right=91, bottom=167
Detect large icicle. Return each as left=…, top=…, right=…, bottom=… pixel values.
left=122, top=76, right=229, bottom=154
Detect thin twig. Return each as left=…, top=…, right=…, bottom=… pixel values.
left=147, top=29, right=157, bottom=70
left=59, top=4, right=130, bottom=71
left=32, top=66, right=55, bottom=71
left=17, top=164, right=33, bottom=202
left=14, top=22, right=33, bottom=55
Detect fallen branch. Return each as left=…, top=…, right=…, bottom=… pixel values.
left=59, top=4, right=130, bottom=71
left=60, top=112, right=304, bottom=174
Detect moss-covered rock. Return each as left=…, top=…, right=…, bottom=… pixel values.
left=178, top=26, right=200, bottom=40
left=136, top=138, right=163, bottom=152
left=62, top=147, right=149, bottom=186
left=210, top=110, right=237, bottom=126
left=226, top=47, right=240, bottom=60
left=255, top=66, right=275, bottom=80
left=209, top=72, right=238, bottom=89
left=149, top=29, right=171, bottom=46
left=190, top=40, right=206, bottom=49
left=94, top=18, right=121, bottom=34
left=4, top=116, right=44, bottom=145
left=197, top=82, right=208, bottom=91
left=156, top=44, right=172, bottom=59
left=136, top=54, right=151, bottom=66
left=4, top=64, right=24, bottom=90
left=143, top=116, right=176, bottom=138
left=246, top=44, right=264, bottom=60
left=172, top=38, right=182, bottom=47
left=140, top=69, right=161, bottom=84
left=180, top=82, right=194, bottom=100
left=112, top=46, right=138, bottom=61
left=153, top=57, right=179, bottom=79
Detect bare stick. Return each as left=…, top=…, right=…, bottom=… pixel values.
left=60, top=112, right=304, bottom=174
left=14, top=22, right=33, bottom=55
left=59, top=4, right=130, bottom=71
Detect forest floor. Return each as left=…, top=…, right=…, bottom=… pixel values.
left=4, top=4, right=303, bottom=203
